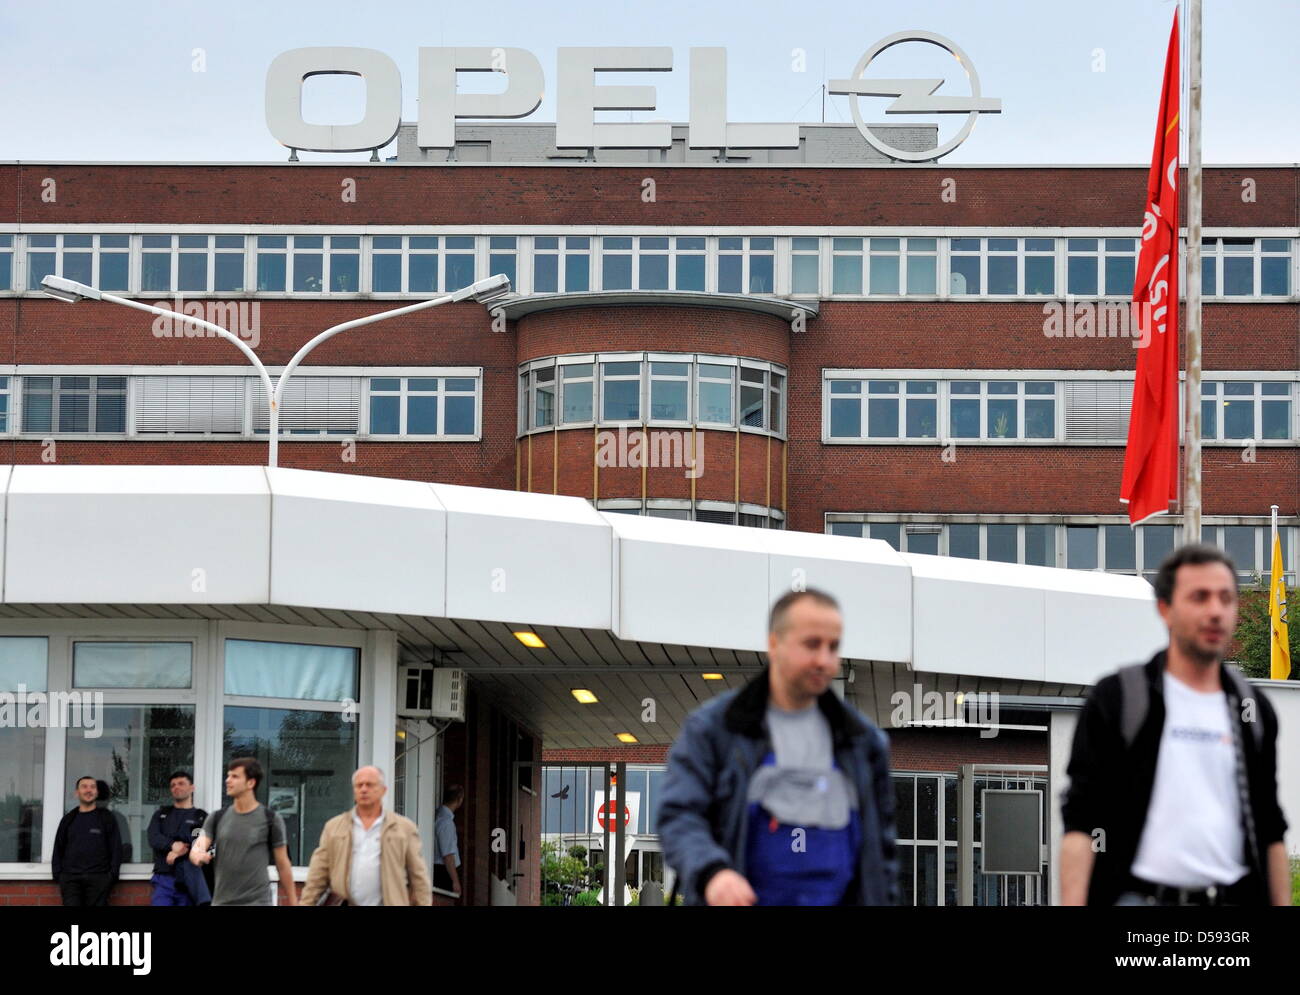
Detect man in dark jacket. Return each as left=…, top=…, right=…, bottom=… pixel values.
left=658, top=588, right=898, bottom=906
left=146, top=770, right=209, bottom=906
left=1061, top=544, right=1290, bottom=906
left=52, top=776, right=122, bottom=906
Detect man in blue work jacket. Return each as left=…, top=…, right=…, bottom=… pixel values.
left=659, top=588, right=898, bottom=906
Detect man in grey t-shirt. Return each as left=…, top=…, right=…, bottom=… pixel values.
left=190, top=757, right=297, bottom=906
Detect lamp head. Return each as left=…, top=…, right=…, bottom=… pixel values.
left=451, top=273, right=511, bottom=305
left=41, top=275, right=101, bottom=303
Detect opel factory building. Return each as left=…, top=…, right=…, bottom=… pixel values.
left=0, top=120, right=1297, bottom=905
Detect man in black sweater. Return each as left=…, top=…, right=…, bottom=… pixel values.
left=52, top=776, right=122, bottom=906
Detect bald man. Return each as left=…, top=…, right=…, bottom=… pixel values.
left=300, top=766, right=432, bottom=907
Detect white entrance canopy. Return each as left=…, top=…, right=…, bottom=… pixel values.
left=0, top=465, right=1168, bottom=745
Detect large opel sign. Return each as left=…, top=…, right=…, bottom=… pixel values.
left=265, top=33, right=1000, bottom=160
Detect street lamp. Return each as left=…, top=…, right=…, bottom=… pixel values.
left=41, top=273, right=511, bottom=466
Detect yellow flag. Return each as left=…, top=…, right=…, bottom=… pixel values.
left=1270, top=532, right=1291, bottom=680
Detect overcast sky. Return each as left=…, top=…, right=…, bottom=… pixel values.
left=4, top=0, right=1296, bottom=164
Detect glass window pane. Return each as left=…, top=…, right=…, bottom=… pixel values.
left=894, top=776, right=914, bottom=838
left=987, top=255, right=1016, bottom=294
left=96, top=390, right=126, bottom=432
left=1067, top=255, right=1097, bottom=295
left=676, top=254, right=705, bottom=292
left=563, top=380, right=593, bottom=422
left=371, top=377, right=399, bottom=392
left=407, top=395, right=438, bottom=434
left=949, top=255, right=980, bottom=295
left=905, top=398, right=936, bottom=438
left=408, top=254, right=437, bottom=293
left=916, top=778, right=938, bottom=839
left=372, top=254, right=401, bottom=293
left=178, top=253, right=207, bottom=292
left=330, top=254, right=360, bottom=293
left=1067, top=527, right=1098, bottom=569
left=565, top=254, right=590, bottom=292
left=950, top=398, right=979, bottom=438
left=1262, top=400, right=1290, bottom=440
left=224, top=639, right=359, bottom=700
left=717, top=254, right=742, bottom=293
left=73, top=642, right=192, bottom=688
left=1223, top=257, right=1253, bottom=295
left=0, top=724, right=43, bottom=861
left=214, top=253, right=244, bottom=292
left=650, top=379, right=688, bottom=420
left=870, top=524, right=901, bottom=552
left=907, top=532, right=939, bottom=555
left=1025, top=525, right=1053, bottom=566
left=444, top=395, right=475, bottom=435
left=792, top=254, right=819, bottom=294
left=699, top=381, right=732, bottom=423
left=1104, top=525, right=1136, bottom=570
left=445, top=252, right=474, bottom=292
left=0, top=636, right=47, bottom=692
left=370, top=395, right=399, bottom=434
left=1222, top=526, right=1256, bottom=576
left=603, top=379, right=640, bottom=420
left=293, top=253, right=323, bottom=292
left=1142, top=525, right=1175, bottom=571
left=256, top=253, right=286, bottom=292
left=748, top=255, right=774, bottom=293
left=867, top=398, right=899, bottom=437
left=949, top=525, right=979, bottom=559
left=907, top=254, right=937, bottom=294
left=1261, top=257, right=1289, bottom=296
left=223, top=705, right=357, bottom=866
left=831, top=255, right=862, bottom=295
left=1201, top=398, right=1217, bottom=438
left=987, top=525, right=1017, bottom=563
left=1024, top=255, right=1054, bottom=295
left=1104, top=255, right=1135, bottom=295
left=740, top=381, right=765, bottom=427
left=829, top=398, right=860, bottom=437
left=1025, top=398, right=1055, bottom=438
left=533, top=254, right=558, bottom=293
left=603, top=254, right=632, bottom=290
left=1222, top=399, right=1253, bottom=439
left=66, top=705, right=194, bottom=862
left=870, top=255, right=899, bottom=295
left=918, top=845, right=939, bottom=906
left=987, top=399, right=1017, bottom=438
left=142, top=253, right=172, bottom=292
left=945, top=777, right=958, bottom=842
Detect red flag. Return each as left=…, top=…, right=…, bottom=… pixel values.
left=1120, top=10, right=1180, bottom=526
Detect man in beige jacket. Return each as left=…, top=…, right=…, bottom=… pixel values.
left=300, top=766, right=432, bottom=906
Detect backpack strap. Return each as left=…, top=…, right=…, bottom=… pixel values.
left=1221, top=667, right=1265, bottom=751
left=1118, top=663, right=1149, bottom=749
left=264, top=805, right=276, bottom=863
left=208, top=806, right=223, bottom=842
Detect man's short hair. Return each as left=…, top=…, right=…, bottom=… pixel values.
left=443, top=784, right=465, bottom=806
left=75, top=775, right=97, bottom=789
left=1153, top=544, right=1239, bottom=605
left=768, top=588, right=841, bottom=637
left=168, top=770, right=193, bottom=784
left=227, top=757, right=264, bottom=791
left=353, top=766, right=386, bottom=788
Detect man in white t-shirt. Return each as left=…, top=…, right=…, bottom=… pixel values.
left=1061, top=544, right=1290, bottom=906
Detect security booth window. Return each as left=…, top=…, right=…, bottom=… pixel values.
left=0, top=637, right=47, bottom=864
left=222, top=639, right=360, bottom=866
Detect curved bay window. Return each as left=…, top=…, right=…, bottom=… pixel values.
left=520, top=353, right=786, bottom=437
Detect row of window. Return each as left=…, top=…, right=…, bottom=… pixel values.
left=0, top=374, right=480, bottom=439
left=520, top=355, right=786, bottom=435
left=826, top=518, right=1293, bottom=585
left=0, top=636, right=361, bottom=867
left=824, top=377, right=1297, bottom=443
left=598, top=499, right=785, bottom=529
left=6, top=232, right=1294, bottom=299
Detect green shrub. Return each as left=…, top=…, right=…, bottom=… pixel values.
left=571, top=889, right=602, bottom=906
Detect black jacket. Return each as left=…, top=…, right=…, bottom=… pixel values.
left=1061, top=650, right=1288, bottom=906
left=146, top=805, right=209, bottom=876
left=52, top=807, right=122, bottom=882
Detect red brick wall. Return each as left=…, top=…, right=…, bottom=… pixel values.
left=887, top=729, right=1048, bottom=772
left=543, top=746, right=671, bottom=764
left=3, top=165, right=1293, bottom=227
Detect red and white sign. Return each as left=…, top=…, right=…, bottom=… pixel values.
left=591, top=791, right=641, bottom=834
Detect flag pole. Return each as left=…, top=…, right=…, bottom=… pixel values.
left=1183, top=0, right=1203, bottom=542
left=1272, top=504, right=1279, bottom=558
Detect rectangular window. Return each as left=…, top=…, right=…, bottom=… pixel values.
left=224, top=639, right=359, bottom=701
left=1200, top=382, right=1293, bottom=441
left=791, top=236, right=820, bottom=295
left=489, top=236, right=517, bottom=289
left=944, top=381, right=1056, bottom=441
left=444, top=236, right=475, bottom=291
left=73, top=642, right=192, bottom=689
left=532, top=236, right=590, bottom=293
left=649, top=361, right=689, bottom=421
left=0, top=376, right=10, bottom=433
left=22, top=376, right=126, bottom=434
left=252, top=377, right=360, bottom=435
left=223, top=705, right=357, bottom=866
left=256, top=235, right=288, bottom=292
left=717, top=237, right=773, bottom=294
left=674, top=237, right=706, bottom=292
left=65, top=705, right=195, bottom=864
left=0, top=234, right=12, bottom=291
left=697, top=363, right=734, bottom=425
left=134, top=376, right=245, bottom=435
left=601, top=361, right=642, bottom=421
left=831, top=238, right=864, bottom=295
left=367, top=376, right=478, bottom=437
left=561, top=363, right=594, bottom=423
left=602, top=237, right=633, bottom=290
